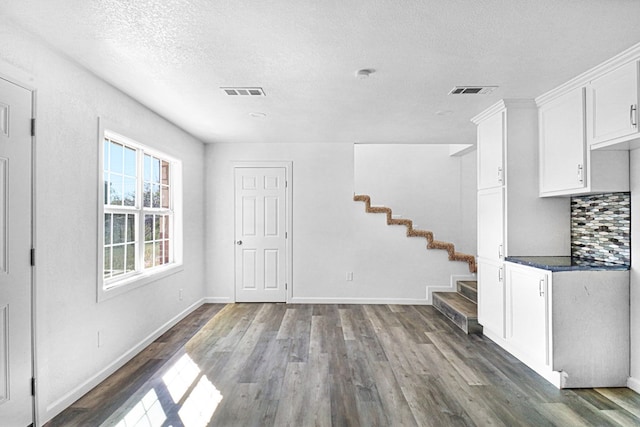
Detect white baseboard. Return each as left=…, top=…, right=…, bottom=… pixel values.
left=43, top=298, right=205, bottom=424
left=628, top=376, right=640, bottom=394
left=425, top=274, right=477, bottom=304
left=425, top=286, right=452, bottom=304
left=289, top=297, right=428, bottom=305
left=203, top=296, right=234, bottom=304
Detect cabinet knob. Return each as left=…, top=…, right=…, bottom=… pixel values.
left=631, top=104, right=638, bottom=127
left=236, top=240, right=243, bottom=245
left=539, top=279, right=545, bottom=297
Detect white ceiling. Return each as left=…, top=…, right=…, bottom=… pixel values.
left=2, top=0, right=640, bottom=145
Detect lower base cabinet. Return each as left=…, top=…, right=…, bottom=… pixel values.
left=481, top=262, right=629, bottom=388
left=477, top=259, right=504, bottom=339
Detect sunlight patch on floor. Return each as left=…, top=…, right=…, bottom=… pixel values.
left=114, top=389, right=166, bottom=427
left=162, top=353, right=201, bottom=403
left=178, top=375, right=223, bottom=427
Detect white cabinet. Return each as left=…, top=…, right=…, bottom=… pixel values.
left=505, top=264, right=548, bottom=369
left=477, top=259, right=504, bottom=339
left=477, top=110, right=504, bottom=190
left=539, top=87, right=587, bottom=195
left=473, top=100, right=569, bottom=342
left=587, top=60, right=639, bottom=148
left=477, top=187, right=503, bottom=260
left=502, top=261, right=629, bottom=389
left=538, top=87, right=629, bottom=197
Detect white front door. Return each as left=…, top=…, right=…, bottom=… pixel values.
left=0, top=78, right=33, bottom=425
left=234, top=167, right=287, bottom=302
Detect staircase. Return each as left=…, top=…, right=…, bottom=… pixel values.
left=353, top=194, right=476, bottom=273
left=432, top=281, right=482, bottom=334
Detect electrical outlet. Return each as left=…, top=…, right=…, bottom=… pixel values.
left=179, top=288, right=184, bottom=301
left=346, top=272, right=353, bottom=281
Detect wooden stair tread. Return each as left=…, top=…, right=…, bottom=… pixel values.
left=432, top=291, right=482, bottom=335
left=433, top=292, right=477, bottom=318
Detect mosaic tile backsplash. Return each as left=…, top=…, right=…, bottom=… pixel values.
left=571, top=192, right=630, bottom=265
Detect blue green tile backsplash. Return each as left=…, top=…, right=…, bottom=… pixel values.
left=571, top=192, right=630, bottom=265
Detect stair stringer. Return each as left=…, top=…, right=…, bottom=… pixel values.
left=354, top=194, right=477, bottom=273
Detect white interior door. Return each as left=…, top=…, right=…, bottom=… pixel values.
left=0, top=78, right=33, bottom=425
left=235, top=167, right=287, bottom=302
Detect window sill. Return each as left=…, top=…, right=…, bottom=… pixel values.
left=98, top=263, right=184, bottom=302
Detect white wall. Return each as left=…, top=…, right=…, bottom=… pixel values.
left=354, top=144, right=477, bottom=255
left=629, top=148, right=640, bottom=392
left=205, top=143, right=472, bottom=304
left=0, top=19, right=207, bottom=423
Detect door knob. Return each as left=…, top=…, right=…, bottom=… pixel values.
left=236, top=240, right=243, bottom=245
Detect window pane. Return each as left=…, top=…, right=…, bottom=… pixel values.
left=110, top=142, right=123, bottom=174
left=112, top=245, right=125, bottom=276
left=104, top=247, right=111, bottom=278
left=144, top=154, right=152, bottom=182
left=163, top=215, right=170, bottom=239
left=161, top=185, right=170, bottom=209
left=104, top=213, right=112, bottom=245
left=113, top=214, right=126, bottom=244
left=144, top=183, right=151, bottom=208
left=152, top=184, right=160, bottom=208
left=154, top=215, right=161, bottom=240
left=127, top=214, right=135, bottom=243
left=145, top=215, right=153, bottom=241
left=126, top=243, right=135, bottom=272
left=124, top=177, right=136, bottom=206
left=144, top=242, right=153, bottom=268
left=161, top=161, right=170, bottom=185
left=163, top=241, right=170, bottom=264
left=153, top=157, right=160, bottom=183
left=109, top=174, right=123, bottom=205
left=124, top=147, right=136, bottom=177
left=155, top=242, right=162, bottom=266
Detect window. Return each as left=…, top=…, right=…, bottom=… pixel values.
left=100, top=130, right=182, bottom=295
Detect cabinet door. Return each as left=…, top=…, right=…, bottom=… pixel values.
left=539, top=87, right=587, bottom=196
left=505, top=264, right=548, bottom=368
left=477, top=110, right=505, bottom=190
left=478, top=259, right=504, bottom=338
left=587, top=60, right=639, bottom=146
left=477, top=187, right=504, bottom=260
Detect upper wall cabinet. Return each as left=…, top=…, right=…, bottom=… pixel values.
left=537, top=53, right=637, bottom=196
left=587, top=60, right=639, bottom=149
left=477, top=110, right=504, bottom=190
left=539, top=87, right=587, bottom=195
left=538, top=85, right=629, bottom=197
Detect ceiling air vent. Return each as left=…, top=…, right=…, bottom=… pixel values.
left=449, top=86, right=498, bottom=95
left=221, top=87, right=266, bottom=96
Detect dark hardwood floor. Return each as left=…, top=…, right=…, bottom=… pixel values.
left=46, top=303, right=640, bottom=426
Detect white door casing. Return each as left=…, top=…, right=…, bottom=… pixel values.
left=234, top=164, right=290, bottom=302
left=0, top=77, right=34, bottom=425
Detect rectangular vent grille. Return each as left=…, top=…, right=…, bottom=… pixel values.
left=221, top=87, right=266, bottom=96
left=449, top=86, right=497, bottom=95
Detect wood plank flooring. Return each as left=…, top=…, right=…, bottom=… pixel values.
left=46, top=303, right=640, bottom=427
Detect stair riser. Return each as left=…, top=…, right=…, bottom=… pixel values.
left=432, top=295, right=482, bottom=335
left=457, top=283, right=478, bottom=303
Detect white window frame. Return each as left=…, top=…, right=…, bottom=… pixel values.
left=97, top=121, right=183, bottom=302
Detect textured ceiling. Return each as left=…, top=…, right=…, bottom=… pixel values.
left=2, top=0, right=640, bottom=144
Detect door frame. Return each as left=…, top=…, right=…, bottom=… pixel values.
left=232, top=161, right=292, bottom=303
left=0, top=71, right=37, bottom=426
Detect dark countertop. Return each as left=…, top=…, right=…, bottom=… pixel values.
left=505, top=256, right=630, bottom=272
